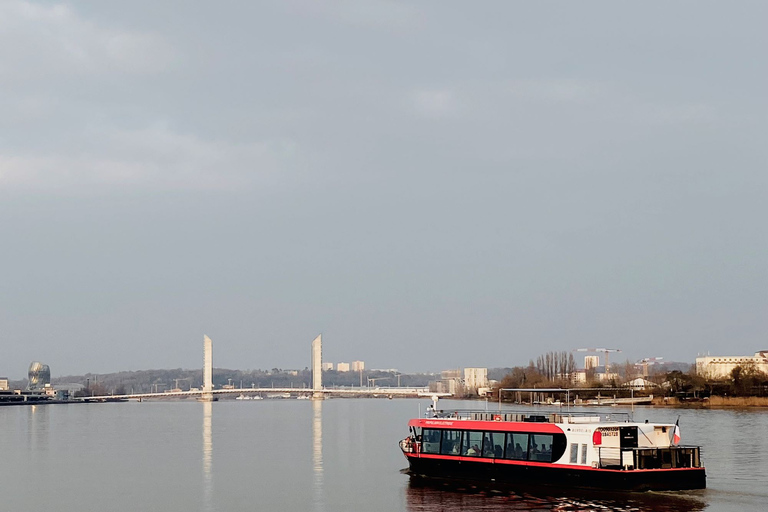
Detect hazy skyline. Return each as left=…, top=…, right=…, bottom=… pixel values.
left=1, top=1, right=766, bottom=379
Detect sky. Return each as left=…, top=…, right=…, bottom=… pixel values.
left=1, top=1, right=766, bottom=379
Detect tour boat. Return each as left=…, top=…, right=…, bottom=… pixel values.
left=399, top=407, right=705, bottom=492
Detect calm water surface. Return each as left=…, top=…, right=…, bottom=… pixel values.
left=1, top=399, right=765, bottom=511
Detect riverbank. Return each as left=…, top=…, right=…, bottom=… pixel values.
left=651, top=396, right=768, bottom=408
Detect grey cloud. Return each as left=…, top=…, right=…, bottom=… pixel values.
left=0, top=0, right=765, bottom=378
left=0, top=2, right=176, bottom=85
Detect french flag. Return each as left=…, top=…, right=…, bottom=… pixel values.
left=673, top=419, right=681, bottom=445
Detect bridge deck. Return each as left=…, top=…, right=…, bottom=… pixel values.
left=82, top=387, right=451, bottom=401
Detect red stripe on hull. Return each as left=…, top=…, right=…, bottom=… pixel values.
left=407, top=452, right=705, bottom=474
left=404, top=453, right=706, bottom=491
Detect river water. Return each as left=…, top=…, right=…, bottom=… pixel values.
left=0, top=399, right=765, bottom=511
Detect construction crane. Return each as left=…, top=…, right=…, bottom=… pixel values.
left=573, top=348, right=622, bottom=373
left=367, top=377, right=390, bottom=388
left=173, top=377, right=192, bottom=392
left=636, top=357, right=664, bottom=378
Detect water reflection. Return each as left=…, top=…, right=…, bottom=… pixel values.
left=405, top=476, right=707, bottom=512
left=202, top=401, right=213, bottom=512
left=312, top=398, right=324, bottom=512
left=26, top=404, right=50, bottom=453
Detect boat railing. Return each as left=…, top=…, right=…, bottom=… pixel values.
left=399, top=437, right=419, bottom=454
left=597, top=445, right=702, bottom=470
left=425, top=409, right=631, bottom=424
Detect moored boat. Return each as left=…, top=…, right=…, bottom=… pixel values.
left=399, top=407, right=705, bottom=492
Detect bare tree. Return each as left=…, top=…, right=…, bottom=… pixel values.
left=534, top=351, right=576, bottom=383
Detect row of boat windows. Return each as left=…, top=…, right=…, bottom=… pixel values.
left=420, top=428, right=567, bottom=463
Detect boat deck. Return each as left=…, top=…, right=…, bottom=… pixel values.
left=426, top=409, right=632, bottom=424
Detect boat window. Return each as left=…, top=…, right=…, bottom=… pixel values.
left=440, top=430, right=462, bottom=455
left=504, top=433, right=529, bottom=460
left=581, top=444, right=588, bottom=464
left=529, top=434, right=554, bottom=462
left=661, top=449, right=672, bottom=468
left=421, top=428, right=441, bottom=454
left=569, top=443, right=578, bottom=464
left=483, top=432, right=505, bottom=458
left=462, top=430, right=483, bottom=457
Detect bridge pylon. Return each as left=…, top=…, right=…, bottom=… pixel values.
left=311, top=334, right=324, bottom=399
left=201, top=334, right=214, bottom=402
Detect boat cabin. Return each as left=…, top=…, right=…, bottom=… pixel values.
left=403, top=410, right=702, bottom=472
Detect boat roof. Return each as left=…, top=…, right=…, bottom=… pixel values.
left=408, top=409, right=674, bottom=431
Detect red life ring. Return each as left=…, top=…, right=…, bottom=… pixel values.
left=493, top=414, right=502, bottom=421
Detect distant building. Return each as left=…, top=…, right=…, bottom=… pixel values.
left=429, top=369, right=464, bottom=396
left=27, top=361, right=51, bottom=390
left=622, top=377, right=659, bottom=390
left=429, top=379, right=460, bottom=395
left=337, top=362, right=350, bottom=372
left=53, top=388, right=70, bottom=400
left=54, top=382, right=85, bottom=395
left=584, top=356, right=600, bottom=370
left=696, top=351, right=768, bottom=379
left=441, top=369, right=461, bottom=380
left=321, top=362, right=334, bottom=371
left=0, top=378, right=8, bottom=390
left=352, top=361, right=365, bottom=372
left=572, top=369, right=618, bottom=384
left=464, top=368, right=488, bottom=395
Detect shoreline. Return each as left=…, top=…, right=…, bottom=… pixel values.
left=650, top=395, right=768, bottom=408
left=491, top=396, right=768, bottom=409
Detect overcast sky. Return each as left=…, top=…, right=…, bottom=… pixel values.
left=1, top=1, right=766, bottom=379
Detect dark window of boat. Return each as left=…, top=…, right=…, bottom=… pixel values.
left=581, top=444, right=588, bottom=464
left=421, top=429, right=441, bottom=454
left=661, top=449, right=672, bottom=468
left=504, top=433, right=529, bottom=460
left=440, top=430, right=462, bottom=455
left=619, top=426, right=638, bottom=448
left=569, top=443, right=578, bottom=464
left=462, top=430, right=483, bottom=457
left=483, top=431, right=505, bottom=458
left=529, top=434, right=554, bottom=462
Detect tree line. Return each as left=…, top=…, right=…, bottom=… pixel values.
left=495, top=351, right=768, bottom=399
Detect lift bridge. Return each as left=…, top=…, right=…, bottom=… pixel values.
left=82, top=386, right=441, bottom=401
left=81, top=334, right=447, bottom=401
